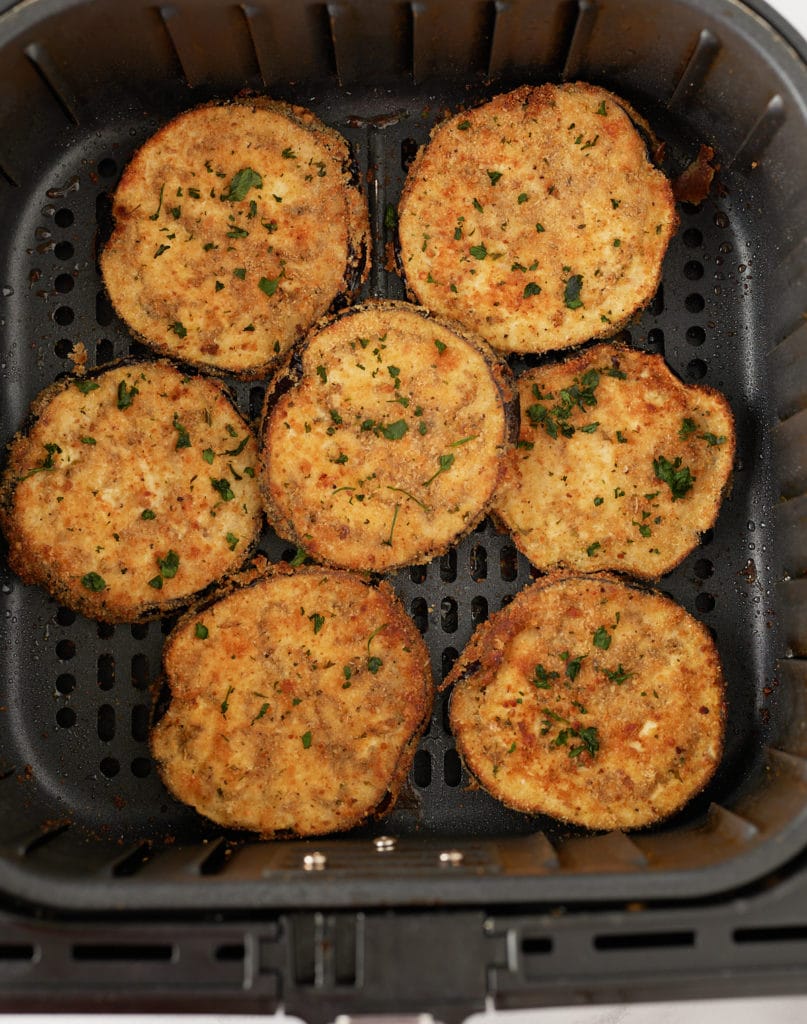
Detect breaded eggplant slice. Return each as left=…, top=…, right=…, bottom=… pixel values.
left=0, top=361, right=262, bottom=622
left=398, top=82, right=676, bottom=354
left=492, top=344, right=735, bottom=577
left=445, top=574, right=725, bottom=831
left=100, top=99, right=369, bottom=378
left=151, top=564, right=433, bottom=837
left=260, top=300, right=517, bottom=572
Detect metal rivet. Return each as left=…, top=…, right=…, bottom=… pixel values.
left=302, top=851, right=327, bottom=871
left=439, top=849, right=464, bottom=866
left=374, top=835, right=396, bottom=852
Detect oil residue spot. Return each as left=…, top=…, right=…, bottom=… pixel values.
left=1, top=286, right=13, bottom=297
left=714, top=211, right=730, bottom=229
left=748, top=521, right=755, bottom=531
left=46, top=176, right=80, bottom=199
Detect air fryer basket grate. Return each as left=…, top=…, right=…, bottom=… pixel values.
left=0, top=0, right=806, bottom=914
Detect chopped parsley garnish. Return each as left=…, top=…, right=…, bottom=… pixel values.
left=233, top=267, right=246, bottom=280
left=259, top=276, right=280, bottom=297
left=117, top=380, right=138, bottom=409
left=434, top=339, right=447, bottom=354
left=679, top=417, right=697, bottom=439
left=210, top=477, right=235, bottom=501
left=81, top=572, right=106, bottom=592
left=195, top=622, right=209, bottom=640
left=564, top=273, right=584, bottom=309
left=616, top=430, right=627, bottom=444
left=596, top=100, right=607, bottom=115
left=224, top=435, right=249, bottom=457
left=147, top=575, right=163, bottom=590
left=532, top=664, right=560, bottom=689
left=653, top=454, right=695, bottom=500
left=290, top=547, right=308, bottom=567
left=173, top=413, right=191, bottom=449
left=225, top=532, right=239, bottom=551
left=301, top=731, right=312, bottom=749
left=226, top=226, right=249, bottom=239
left=148, top=183, right=165, bottom=220
left=316, top=365, right=328, bottom=383
left=80, top=436, right=96, bottom=445
left=523, top=282, right=542, bottom=298
left=281, top=147, right=296, bottom=159
left=526, top=369, right=599, bottom=440
left=263, top=220, right=278, bottom=233
left=535, top=222, right=545, bottom=233
left=469, top=242, right=487, bottom=260
left=457, top=119, right=471, bottom=130
left=154, top=244, right=170, bottom=259
left=604, top=664, right=633, bottom=685
left=382, top=419, right=408, bottom=441
left=309, top=612, right=325, bottom=634
left=561, top=651, right=586, bottom=681
left=593, top=625, right=612, bottom=650
left=221, top=167, right=262, bottom=202
left=587, top=541, right=601, bottom=556
left=593, top=496, right=604, bottom=507
left=422, top=452, right=455, bottom=487
left=487, top=169, right=503, bottom=185
left=157, top=550, right=179, bottom=579
left=202, top=448, right=215, bottom=464
left=700, top=432, right=727, bottom=446
left=141, top=509, right=156, bottom=520
left=168, top=321, right=187, bottom=339
left=220, top=685, right=234, bottom=716
left=517, top=192, right=528, bottom=204
left=74, top=379, right=99, bottom=394
left=367, top=656, right=383, bottom=674
left=187, top=187, right=201, bottom=199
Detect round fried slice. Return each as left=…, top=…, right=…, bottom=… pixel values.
left=101, top=99, right=369, bottom=378
left=0, top=361, right=262, bottom=622
left=398, top=82, right=676, bottom=354
left=493, top=344, right=735, bottom=578
left=151, top=565, right=433, bottom=837
left=446, top=574, right=725, bottom=830
left=260, top=300, right=517, bottom=571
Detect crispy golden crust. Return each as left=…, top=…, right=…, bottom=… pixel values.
left=445, top=574, right=725, bottom=830
left=398, top=82, right=677, bottom=354
left=260, top=300, right=517, bottom=572
left=100, top=99, right=369, bottom=379
left=151, top=565, right=433, bottom=837
left=0, top=361, right=262, bottom=622
left=492, top=344, right=735, bottom=578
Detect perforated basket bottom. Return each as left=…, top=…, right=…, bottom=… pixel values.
left=0, top=82, right=782, bottom=849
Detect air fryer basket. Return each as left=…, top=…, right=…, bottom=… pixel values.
left=1, top=0, right=807, bottom=957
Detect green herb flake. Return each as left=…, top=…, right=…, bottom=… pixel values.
left=700, top=432, right=727, bottom=447
left=535, top=222, right=545, bottom=233
left=532, top=664, right=560, bottom=689
left=290, top=547, right=308, bottom=567
left=281, top=147, right=296, bottom=159
left=157, top=549, right=179, bottom=580
left=251, top=702, right=270, bottom=725
left=422, top=452, right=455, bottom=487
left=517, top=192, right=528, bottom=204
left=173, top=413, right=191, bottom=450
left=220, top=685, right=235, bottom=716
left=679, top=417, right=697, bottom=439
left=593, top=625, right=611, bottom=650
left=367, top=656, right=383, bottom=674
left=596, top=100, right=607, bottom=115
left=168, top=321, right=187, bottom=339
left=200, top=448, right=214, bottom=465
left=316, top=365, right=328, bottom=384
left=210, top=477, right=235, bottom=501
left=472, top=197, right=484, bottom=214
left=580, top=422, right=599, bottom=433
left=75, top=379, right=100, bottom=395
left=616, top=430, right=627, bottom=444
left=117, top=380, right=139, bottom=410
left=469, top=242, right=487, bottom=260
left=195, top=622, right=209, bottom=640
left=222, top=167, right=262, bottom=202
left=604, top=664, right=633, bottom=685
left=147, top=575, right=163, bottom=590
left=487, top=169, right=503, bottom=186
left=232, top=267, right=246, bottom=280
left=300, top=730, right=312, bottom=749
left=523, top=282, right=542, bottom=298
left=593, top=496, right=604, bottom=507
left=457, top=119, right=471, bottom=130
left=561, top=651, right=587, bottom=681
left=225, top=532, right=239, bottom=551
left=434, top=339, right=447, bottom=354
left=587, top=541, right=601, bottom=557
left=259, top=276, right=280, bottom=297
left=80, top=436, right=96, bottom=446
left=382, top=419, right=408, bottom=441
left=564, top=273, right=584, bottom=310
left=81, top=571, right=106, bottom=592
left=148, top=183, right=165, bottom=220
left=309, top=612, right=325, bottom=634
left=140, top=509, right=156, bottom=521
left=654, top=454, right=695, bottom=500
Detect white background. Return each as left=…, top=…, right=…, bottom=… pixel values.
left=2, top=1, right=807, bottom=1023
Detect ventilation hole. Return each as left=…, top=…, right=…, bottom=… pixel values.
left=401, top=137, right=419, bottom=172
left=470, top=544, right=487, bottom=581
left=410, top=563, right=428, bottom=584
left=471, top=595, right=488, bottom=626
left=410, top=596, right=428, bottom=634
left=685, top=292, right=705, bottom=313
left=500, top=544, right=518, bottom=581
left=682, top=228, right=703, bottom=248
left=734, top=926, right=807, bottom=943
left=442, top=694, right=452, bottom=734
left=439, top=548, right=457, bottom=582
left=413, top=749, right=432, bottom=788
left=522, top=937, right=553, bottom=955
left=54, top=207, right=74, bottom=227
left=441, top=646, right=458, bottom=681
left=687, top=358, right=707, bottom=380
left=249, top=385, right=265, bottom=420
left=97, top=621, right=115, bottom=639
left=131, top=756, right=151, bottom=778
left=0, top=945, right=35, bottom=961
left=97, top=653, right=115, bottom=691
left=95, top=291, right=114, bottom=326
left=131, top=704, right=149, bottom=742
left=695, top=592, right=715, bottom=613
left=54, top=338, right=73, bottom=359
left=56, top=706, right=76, bottom=728
left=97, top=157, right=117, bottom=178
left=55, top=673, right=75, bottom=695
left=444, top=748, right=462, bottom=787
left=96, top=338, right=114, bottom=362
left=54, top=272, right=74, bottom=294
left=701, top=528, right=714, bottom=546
left=594, top=931, right=695, bottom=951
left=131, top=622, right=148, bottom=640
left=440, top=597, right=458, bottom=633
left=215, top=944, right=245, bottom=961
left=684, top=260, right=704, bottom=280
left=646, top=328, right=664, bottom=352
left=74, top=942, right=171, bottom=961
left=100, top=756, right=119, bottom=778
left=686, top=325, right=706, bottom=346
left=56, top=639, right=75, bottom=661
left=131, top=654, right=149, bottom=691
left=694, top=558, right=714, bottom=579
left=55, top=605, right=76, bottom=626
left=54, top=240, right=74, bottom=260
left=97, top=704, right=116, bottom=742
left=53, top=305, right=74, bottom=325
